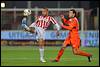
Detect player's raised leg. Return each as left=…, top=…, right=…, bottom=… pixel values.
left=21, top=17, right=30, bottom=31
left=72, top=48, right=92, bottom=62
left=21, top=17, right=35, bottom=33
left=71, top=39, right=92, bottom=62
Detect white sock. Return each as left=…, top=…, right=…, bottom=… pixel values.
left=39, top=48, right=44, bottom=60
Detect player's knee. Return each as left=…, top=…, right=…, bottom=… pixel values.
left=38, top=39, right=45, bottom=45
left=73, top=49, right=79, bottom=55
left=38, top=38, right=44, bottom=42
left=61, top=46, right=66, bottom=50
left=61, top=47, right=65, bottom=50
left=62, top=43, right=66, bottom=48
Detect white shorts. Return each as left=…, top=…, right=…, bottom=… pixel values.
left=29, top=25, right=45, bottom=40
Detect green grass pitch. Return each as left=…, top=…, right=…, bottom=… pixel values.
left=1, top=46, right=99, bottom=66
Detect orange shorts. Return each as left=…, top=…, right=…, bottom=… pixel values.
left=63, top=36, right=80, bottom=48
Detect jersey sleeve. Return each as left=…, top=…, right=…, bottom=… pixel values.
left=61, top=19, right=76, bottom=30
left=50, top=17, right=60, bottom=30
left=50, top=17, right=57, bottom=24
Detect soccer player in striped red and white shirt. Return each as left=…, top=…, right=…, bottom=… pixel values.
left=21, top=8, right=60, bottom=62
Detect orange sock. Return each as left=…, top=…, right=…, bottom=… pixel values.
left=78, top=50, right=92, bottom=57
left=56, top=48, right=64, bottom=61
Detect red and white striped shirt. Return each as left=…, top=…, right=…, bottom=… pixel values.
left=30, top=16, right=59, bottom=30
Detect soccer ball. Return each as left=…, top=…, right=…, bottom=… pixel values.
left=23, top=9, right=31, bottom=16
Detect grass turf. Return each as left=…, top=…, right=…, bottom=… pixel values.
left=1, top=46, right=99, bottom=66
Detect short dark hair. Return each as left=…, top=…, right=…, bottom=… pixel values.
left=43, top=7, right=48, bottom=11
left=70, top=9, right=77, bottom=17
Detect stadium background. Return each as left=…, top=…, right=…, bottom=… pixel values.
left=1, top=1, right=99, bottom=66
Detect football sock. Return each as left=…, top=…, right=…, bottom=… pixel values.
left=77, top=50, right=92, bottom=57
left=39, top=48, right=44, bottom=60
left=56, top=48, right=64, bottom=61
left=21, top=18, right=30, bottom=30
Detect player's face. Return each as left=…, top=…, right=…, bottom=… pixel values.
left=69, top=11, right=75, bottom=18
left=42, top=9, right=48, bottom=16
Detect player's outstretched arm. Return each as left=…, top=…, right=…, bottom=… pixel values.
left=50, top=16, right=61, bottom=37
left=61, top=20, right=76, bottom=30
left=61, top=15, right=69, bottom=25
left=55, top=23, right=60, bottom=37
